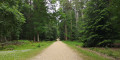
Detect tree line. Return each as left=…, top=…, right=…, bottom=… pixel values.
left=0, top=0, right=120, bottom=47
left=57, top=0, right=120, bottom=47
left=0, top=0, right=58, bottom=42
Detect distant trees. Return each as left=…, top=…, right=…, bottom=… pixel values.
left=110, top=0, right=120, bottom=39
left=57, top=0, right=120, bottom=47
left=58, top=0, right=78, bottom=41
left=0, top=0, right=120, bottom=47
left=20, top=0, right=58, bottom=41
left=0, top=0, right=58, bottom=42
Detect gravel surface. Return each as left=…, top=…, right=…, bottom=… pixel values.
left=0, top=49, right=31, bottom=54
left=30, top=41, right=83, bottom=60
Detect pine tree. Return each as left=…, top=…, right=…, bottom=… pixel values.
left=83, top=0, right=113, bottom=47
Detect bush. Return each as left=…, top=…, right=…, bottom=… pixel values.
left=37, top=44, right=40, bottom=48
left=98, top=40, right=113, bottom=47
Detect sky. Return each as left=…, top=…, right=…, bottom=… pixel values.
left=46, top=0, right=60, bottom=13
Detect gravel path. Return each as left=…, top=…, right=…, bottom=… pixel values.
left=0, top=49, right=31, bottom=54
left=30, top=41, right=83, bottom=60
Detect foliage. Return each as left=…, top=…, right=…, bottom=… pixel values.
left=20, top=0, right=58, bottom=41
left=57, top=0, right=120, bottom=47
left=80, top=0, right=114, bottom=47
left=0, top=0, right=120, bottom=47
left=0, top=0, right=25, bottom=41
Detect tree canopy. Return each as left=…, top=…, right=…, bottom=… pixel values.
left=0, top=0, right=120, bottom=47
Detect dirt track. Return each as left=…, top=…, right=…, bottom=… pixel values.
left=30, top=41, right=83, bottom=60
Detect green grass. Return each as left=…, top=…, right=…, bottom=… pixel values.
left=114, top=40, right=120, bottom=43
left=0, top=40, right=54, bottom=60
left=63, top=41, right=109, bottom=60
left=90, top=47, right=120, bottom=59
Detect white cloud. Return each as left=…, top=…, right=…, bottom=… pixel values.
left=46, top=0, right=60, bottom=13
left=55, top=1, right=60, bottom=11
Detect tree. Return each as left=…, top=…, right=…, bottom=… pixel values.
left=20, top=0, right=58, bottom=41
left=82, top=0, right=113, bottom=47
left=0, top=0, right=25, bottom=42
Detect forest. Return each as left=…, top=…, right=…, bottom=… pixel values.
left=0, top=0, right=120, bottom=60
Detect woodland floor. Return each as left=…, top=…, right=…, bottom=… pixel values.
left=30, top=41, right=83, bottom=60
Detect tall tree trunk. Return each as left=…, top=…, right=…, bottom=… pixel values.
left=65, top=24, right=67, bottom=40
left=34, top=35, right=36, bottom=42
left=75, top=8, right=79, bottom=27
left=4, top=37, right=7, bottom=42
left=30, top=0, right=32, bottom=5
left=37, top=33, right=39, bottom=42
left=0, top=36, right=2, bottom=42
left=76, top=11, right=79, bottom=27
left=71, top=19, right=72, bottom=40
left=81, top=10, right=83, bottom=19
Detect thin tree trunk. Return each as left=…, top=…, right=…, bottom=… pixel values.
left=71, top=20, right=72, bottom=40
left=34, top=35, right=36, bottom=42
left=74, top=7, right=79, bottom=27
left=1, top=37, right=3, bottom=42
left=37, top=33, right=39, bottom=42
left=65, top=24, right=67, bottom=40
left=30, top=0, right=32, bottom=5
left=81, top=10, right=83, bottom=19
left=0, top=36, right=2, bottom=42
left=4, top=36, right=7, bottom=42
left=76, top=11, right=79, bottom=27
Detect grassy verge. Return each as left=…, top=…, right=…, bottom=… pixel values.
left=0, top=40, right=54, bottom=60
left=114, top=40, right=120, bottom=43
left=89, top=40, right=120, bottom=59
left=63, top=41, right=109, bottom=60
left=89, top=47, right=120, bottom=59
